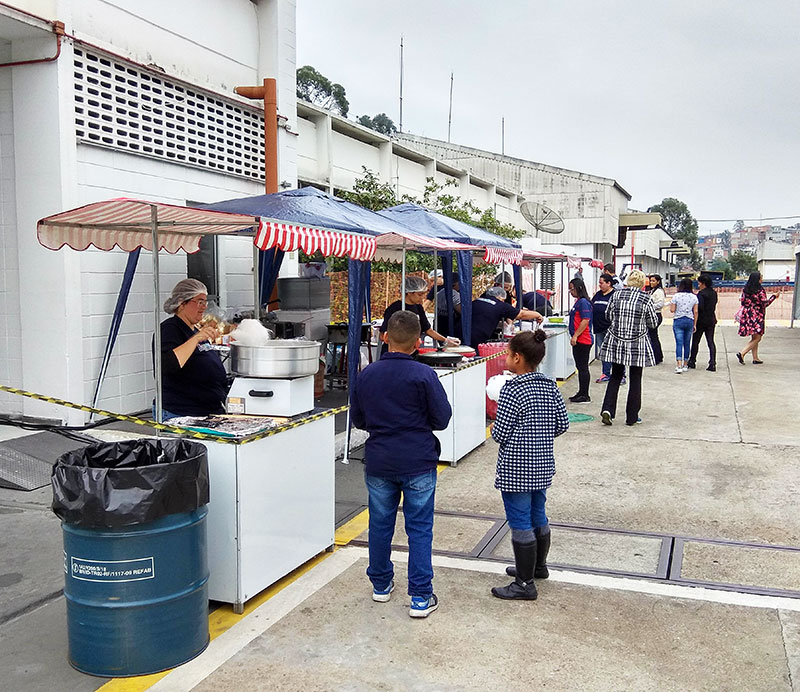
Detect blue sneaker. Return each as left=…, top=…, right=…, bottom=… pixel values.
left=409, top=593, right=439, bottom=618
left=372, top=580, right=395, bottom=602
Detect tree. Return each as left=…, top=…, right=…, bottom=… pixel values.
left=296, top=65, right=349, bottom=117
left=709, top=257, right=733, bottom=279
left=728, top=250, right=757, bottom=277
left=357, top=113, right=398, bottom=136
left=338, top=167, right=397, bottom=211
left=648, top=198, right=699, bottom=248
left=733, top=219, right=745, bottom=233
left=720, top=229, right=732, bottom=251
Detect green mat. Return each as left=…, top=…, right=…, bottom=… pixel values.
left=568, top=412, right=594, bottom=423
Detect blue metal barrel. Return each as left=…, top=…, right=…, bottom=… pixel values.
left=62, top=507, right=209, bottom=677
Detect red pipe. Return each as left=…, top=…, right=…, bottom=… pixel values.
left=0, top=20, right=64, bottom=68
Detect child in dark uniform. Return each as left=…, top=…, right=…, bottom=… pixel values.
left=491, top=330, right=569, bottom=600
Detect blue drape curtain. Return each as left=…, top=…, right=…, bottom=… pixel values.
left=258, top=248, right=285, bottom=309
left=92, top=249, right=140, bottom=414
left=513, top=264, right=523, bottom=308
left=456, top=250, right=473, bottom=347
left=347, top=259, right=371, bottom=400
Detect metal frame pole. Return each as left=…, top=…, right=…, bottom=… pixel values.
left=401, top=238, right=407, bottom=309
left=151, top=205, right=163, bottom=427
left=432, top=249, right=438, bottom=332
left=253, top=242, right=261, bottom=317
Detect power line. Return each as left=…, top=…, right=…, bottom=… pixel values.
left=697, top=215, right=800, bottom=223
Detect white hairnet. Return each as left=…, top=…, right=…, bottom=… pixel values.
left=163, top=278, right=208, bottom=314
left=404, top=276, right=428, bottom=293
left=487, top=285, right=507, bottom=299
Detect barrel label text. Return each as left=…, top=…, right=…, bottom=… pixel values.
left=70, top=556, right=155, bottom=582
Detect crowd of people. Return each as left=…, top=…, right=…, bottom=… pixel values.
left=148, top=268, right=781, bottom=619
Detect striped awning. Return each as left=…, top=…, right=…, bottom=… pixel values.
left=484, top=247, right=524, bottom=265
left=255, top=219, right=475, bottom=261
left=37, top=199, right=258, bottom=254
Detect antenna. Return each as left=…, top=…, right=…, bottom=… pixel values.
left=501, top=117, right=505, bottom=155
left=447, top=72, right=453, bottom=142
left=520, top=201, right=565, bottom=237
left=399, top=36, right=404, bottom=133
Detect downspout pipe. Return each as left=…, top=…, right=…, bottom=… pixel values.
left=0, top=20, right=65, bottom=69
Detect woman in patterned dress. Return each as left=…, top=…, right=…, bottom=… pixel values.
left=736, top=272, right=777, bottom=365
left=490, top=330, right=569, bottom=601
left=598, top=270, right=659, bottom=426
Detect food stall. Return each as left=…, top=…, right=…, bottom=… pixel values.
left=36, top=199, right=344, bottom=613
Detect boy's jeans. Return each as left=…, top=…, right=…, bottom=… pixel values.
left=365, top=469, right=437, bottom=598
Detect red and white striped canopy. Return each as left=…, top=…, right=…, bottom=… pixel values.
left=255, top=219, right=474, bottom=261
left=484, top=247, right=524, bottom=265
left=37, top=199, right=258, bottom=254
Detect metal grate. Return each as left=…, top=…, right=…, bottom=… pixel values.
left=73, top=47, right=265, bottom=181
left=539, top=260, right=555, bottom=290
left=0, top=447, right=53, bottom=491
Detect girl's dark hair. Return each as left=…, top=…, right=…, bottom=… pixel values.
left=569, top=276, right=590, bottom=301
left=743, top=272, right=762, bottom=295
left=677, top=278, right=694, bottom=293
left=648, top=274, right=663, bottom=291
left=697, top=273, right=713, bottom=288
left=508, top=330, right=547, bottom=367
left=599, top=273, right=614, bottom=285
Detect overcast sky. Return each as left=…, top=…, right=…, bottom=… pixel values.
left=296, top=1, right=800, bottom=236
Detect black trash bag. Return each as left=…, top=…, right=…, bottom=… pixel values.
left=51, top=438, right=209, bottom=528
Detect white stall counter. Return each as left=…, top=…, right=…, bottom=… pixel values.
left=433, top=358, right=488, bottom=465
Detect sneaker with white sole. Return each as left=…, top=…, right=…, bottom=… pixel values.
left=409, top=593, right=439, bottom=618
left=675, top=367, right=682, bottom=374
left=372, top=580, right=395, bottom=602
left=681, top=366, right=689, bottom=372
left=601, top=410, right=613, bottom=426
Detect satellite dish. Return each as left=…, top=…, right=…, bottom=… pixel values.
left=520, top=201, right=565, bottom=235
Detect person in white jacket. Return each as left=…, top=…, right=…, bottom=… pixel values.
left=645, top=274, right=666, bottom=364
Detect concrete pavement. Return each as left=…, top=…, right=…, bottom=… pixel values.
left=2, top=325, right=799, bottom=691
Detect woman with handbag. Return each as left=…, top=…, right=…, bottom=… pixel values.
left=736, top=272, right=777, bottom=365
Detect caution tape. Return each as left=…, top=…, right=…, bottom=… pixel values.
left=0, top=383, right=346, bottom=446
left=436, top=350, right=506, bottom=379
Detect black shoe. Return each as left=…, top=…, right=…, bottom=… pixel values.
left=506, top=527, right=551, bottom=580
left=687, top=361, right=696, bottom=369
left=601, top=410, right=613, bottom=426
left=736, top=352, right=744, bottom=365
left=706, top=364, right=716, bottom=372
left=569, top=394, right=591, bottom=403
left=495, top=539, right=538, bottom=600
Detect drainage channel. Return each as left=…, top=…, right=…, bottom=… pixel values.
left=348, top=508, right=800, bottom=600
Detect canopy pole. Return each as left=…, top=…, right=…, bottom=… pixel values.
left=253, top=241, right=260, bottom=317
left=432, top=249, right=438, bottom=333
left=151, top=205, right=163, bottom=429
left=401, top=238, right=407, bottom=310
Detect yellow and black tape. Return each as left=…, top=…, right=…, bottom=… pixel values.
left=436, top=350, right=506, bottom=379
left=0, top=383, right=346, bottom=446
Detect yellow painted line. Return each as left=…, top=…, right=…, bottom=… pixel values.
left=98, top=509, right=372, bottom=691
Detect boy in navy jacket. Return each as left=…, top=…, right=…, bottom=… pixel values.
left=350, top=310, right=452, bottom=618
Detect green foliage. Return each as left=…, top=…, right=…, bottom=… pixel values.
left=296, top=65, right=349, bottom=117
left=728, top=250, right=758, bottom=277
left=733, top=220, right=745, bottom=233
left=357, top=113, right=398, bottom=136
left=720, top=229, right=732, bottom=251
left=305, top=169, right=527, bottom=277
left=648, top=198, right=699, bottom=248
left=709, top=257, right=733, bottom=279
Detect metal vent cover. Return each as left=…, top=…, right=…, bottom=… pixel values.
left=73, top=47, right=266, bottom=181
left=0, top=447, right=53, bottom=491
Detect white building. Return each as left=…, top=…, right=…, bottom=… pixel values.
left=1, top=0, right=298, bottom=422
left=757, top=240, right=795, bottom=282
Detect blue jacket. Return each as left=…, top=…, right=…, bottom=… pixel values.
left=350, top=352, right=452, bottom=477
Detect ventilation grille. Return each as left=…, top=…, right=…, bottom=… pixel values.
left=73, top=47, right=265, bottom=181
left=539, top=260, right=555, bottom=290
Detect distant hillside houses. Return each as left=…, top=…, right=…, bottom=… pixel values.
left=698, top=224, right=800, bottom=264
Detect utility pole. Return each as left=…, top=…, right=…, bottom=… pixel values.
left=447, top=72, right=453, bottom=142
left=399, top=36, right=404, bottom=133
left=501, top=117, right=505, bottom=155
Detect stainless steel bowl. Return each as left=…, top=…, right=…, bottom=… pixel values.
left=230, top=341, right=321, bottom=378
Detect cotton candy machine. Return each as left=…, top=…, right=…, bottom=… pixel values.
left=226, top=340, right=320, bottom=417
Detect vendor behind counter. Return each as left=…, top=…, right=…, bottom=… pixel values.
left=153, top=278, right=228, bottom=421
left=379, top=275, right=458, bottom=355
left=469, top=286, right=544, bottom=348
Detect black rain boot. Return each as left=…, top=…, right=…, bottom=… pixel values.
left=506, top=526, right=551, bottom=579
left=492, top=539, right=537, bottom=600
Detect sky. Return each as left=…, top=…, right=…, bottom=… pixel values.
left=296, top=0, right=800, bottom=237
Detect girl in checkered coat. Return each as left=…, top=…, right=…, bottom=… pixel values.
left=490, top=330, right=569, bottom=600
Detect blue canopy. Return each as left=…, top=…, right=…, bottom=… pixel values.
left=378, top=203, right=522, bottom=250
